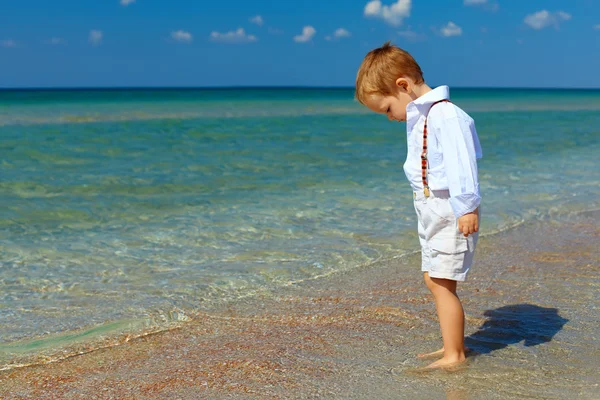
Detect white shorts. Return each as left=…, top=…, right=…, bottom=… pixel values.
left=413, top=189, right=479, bottom=282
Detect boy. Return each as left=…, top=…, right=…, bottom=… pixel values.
left=355, top=42, right=482, bottom=369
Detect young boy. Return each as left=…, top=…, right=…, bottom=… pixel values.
left=355, top=42, right=482, bottom=369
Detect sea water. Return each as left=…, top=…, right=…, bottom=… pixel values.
left=1, top=88, right=599, bottom=369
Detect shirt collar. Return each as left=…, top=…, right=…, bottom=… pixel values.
left=408, top=85, right=450, bottom=116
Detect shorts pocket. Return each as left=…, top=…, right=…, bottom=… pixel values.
left=429, top=234, right=468, bottom=254
left=427, top=197, right=455, bottom=223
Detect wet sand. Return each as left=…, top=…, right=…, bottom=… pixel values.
left=1, top=210, right=599, bottom=399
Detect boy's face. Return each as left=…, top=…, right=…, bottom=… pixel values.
left=363, top=90, right=413, bottom=123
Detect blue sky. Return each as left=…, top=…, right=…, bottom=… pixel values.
left=0, top=0, right=599, bottom=88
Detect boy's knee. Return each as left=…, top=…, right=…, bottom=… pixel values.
left=423, top=272, right=436, bottom=291
left=424, top=272, right=457, bottom=294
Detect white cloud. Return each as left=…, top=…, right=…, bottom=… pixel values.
left=120, top=0, right=135, bottom=5
left=465, top=0, right=498, bottom=12
left=364, top=0, right=411, bottom=26
left=440, top=21, right=462, bottom=37
left=334, top=28, right=351, bottom=38
left=172, top=30, right=193, bottom=43
left=250, top=15, right=264, bottom=26
left=89, top=30, right=103, bottom=45
left=397, top=30, right=417, bottom=39
left=594, top=24, right=600, bottom=30
left=1, top=39, right=16, bottom=48
left=48, top=37, right=66, bottom=45
left=524, top=10, right=571, bottom=30
left=210, top=28, right=257, bottom=43
left=397, top=28, right=424, bottom=41
left=293, top=26, right=316, bottom=43
left=326, top=28, right=351, bottom=41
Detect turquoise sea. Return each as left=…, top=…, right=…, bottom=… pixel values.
left=1, top=88, right=599, bottom=369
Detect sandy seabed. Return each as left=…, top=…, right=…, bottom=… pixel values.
left=1, top=210, right=599, bottom=400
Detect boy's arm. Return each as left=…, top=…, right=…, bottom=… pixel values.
left=434, top=115, right=481, bottom=230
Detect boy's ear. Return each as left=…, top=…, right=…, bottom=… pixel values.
left=395, top=78, right=410, bottom=93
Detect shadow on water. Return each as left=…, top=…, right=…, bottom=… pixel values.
left=466, top=304, right=569, bottom=355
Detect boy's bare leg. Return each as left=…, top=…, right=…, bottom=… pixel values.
left=422, top=272, right=467, bottom=368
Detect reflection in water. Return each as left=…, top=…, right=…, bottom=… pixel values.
left=466, top=304, right=568, bottom=355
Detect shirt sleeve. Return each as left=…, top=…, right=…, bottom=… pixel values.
left=434, top=116, right=481, bottom=218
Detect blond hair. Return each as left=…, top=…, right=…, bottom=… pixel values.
left=355, top=41, right=424, bottom=105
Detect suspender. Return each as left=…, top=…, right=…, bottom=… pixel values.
left=421, top=99, right=451, bottom=198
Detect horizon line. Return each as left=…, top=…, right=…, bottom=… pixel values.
left=1, top=85, right=600, bottom=91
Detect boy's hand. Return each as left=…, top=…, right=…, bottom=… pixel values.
left=458, top=208, right=479, bottom=237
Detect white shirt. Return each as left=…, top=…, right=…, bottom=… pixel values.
left=403, top=85, right=483, bottom=218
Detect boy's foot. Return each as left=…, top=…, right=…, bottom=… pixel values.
left=416, top=347, right=471, bottom=360
left=424, top=355, right=467, bottom=370
left=416, top=348, right=444, bottom=359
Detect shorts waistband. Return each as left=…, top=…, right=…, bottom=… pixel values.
left=413, top=189, right=450, bottom=201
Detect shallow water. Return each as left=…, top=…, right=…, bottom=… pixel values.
left=0, top=88, right=599, bottom=369
left=1, top=211, right=596, bottom=399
